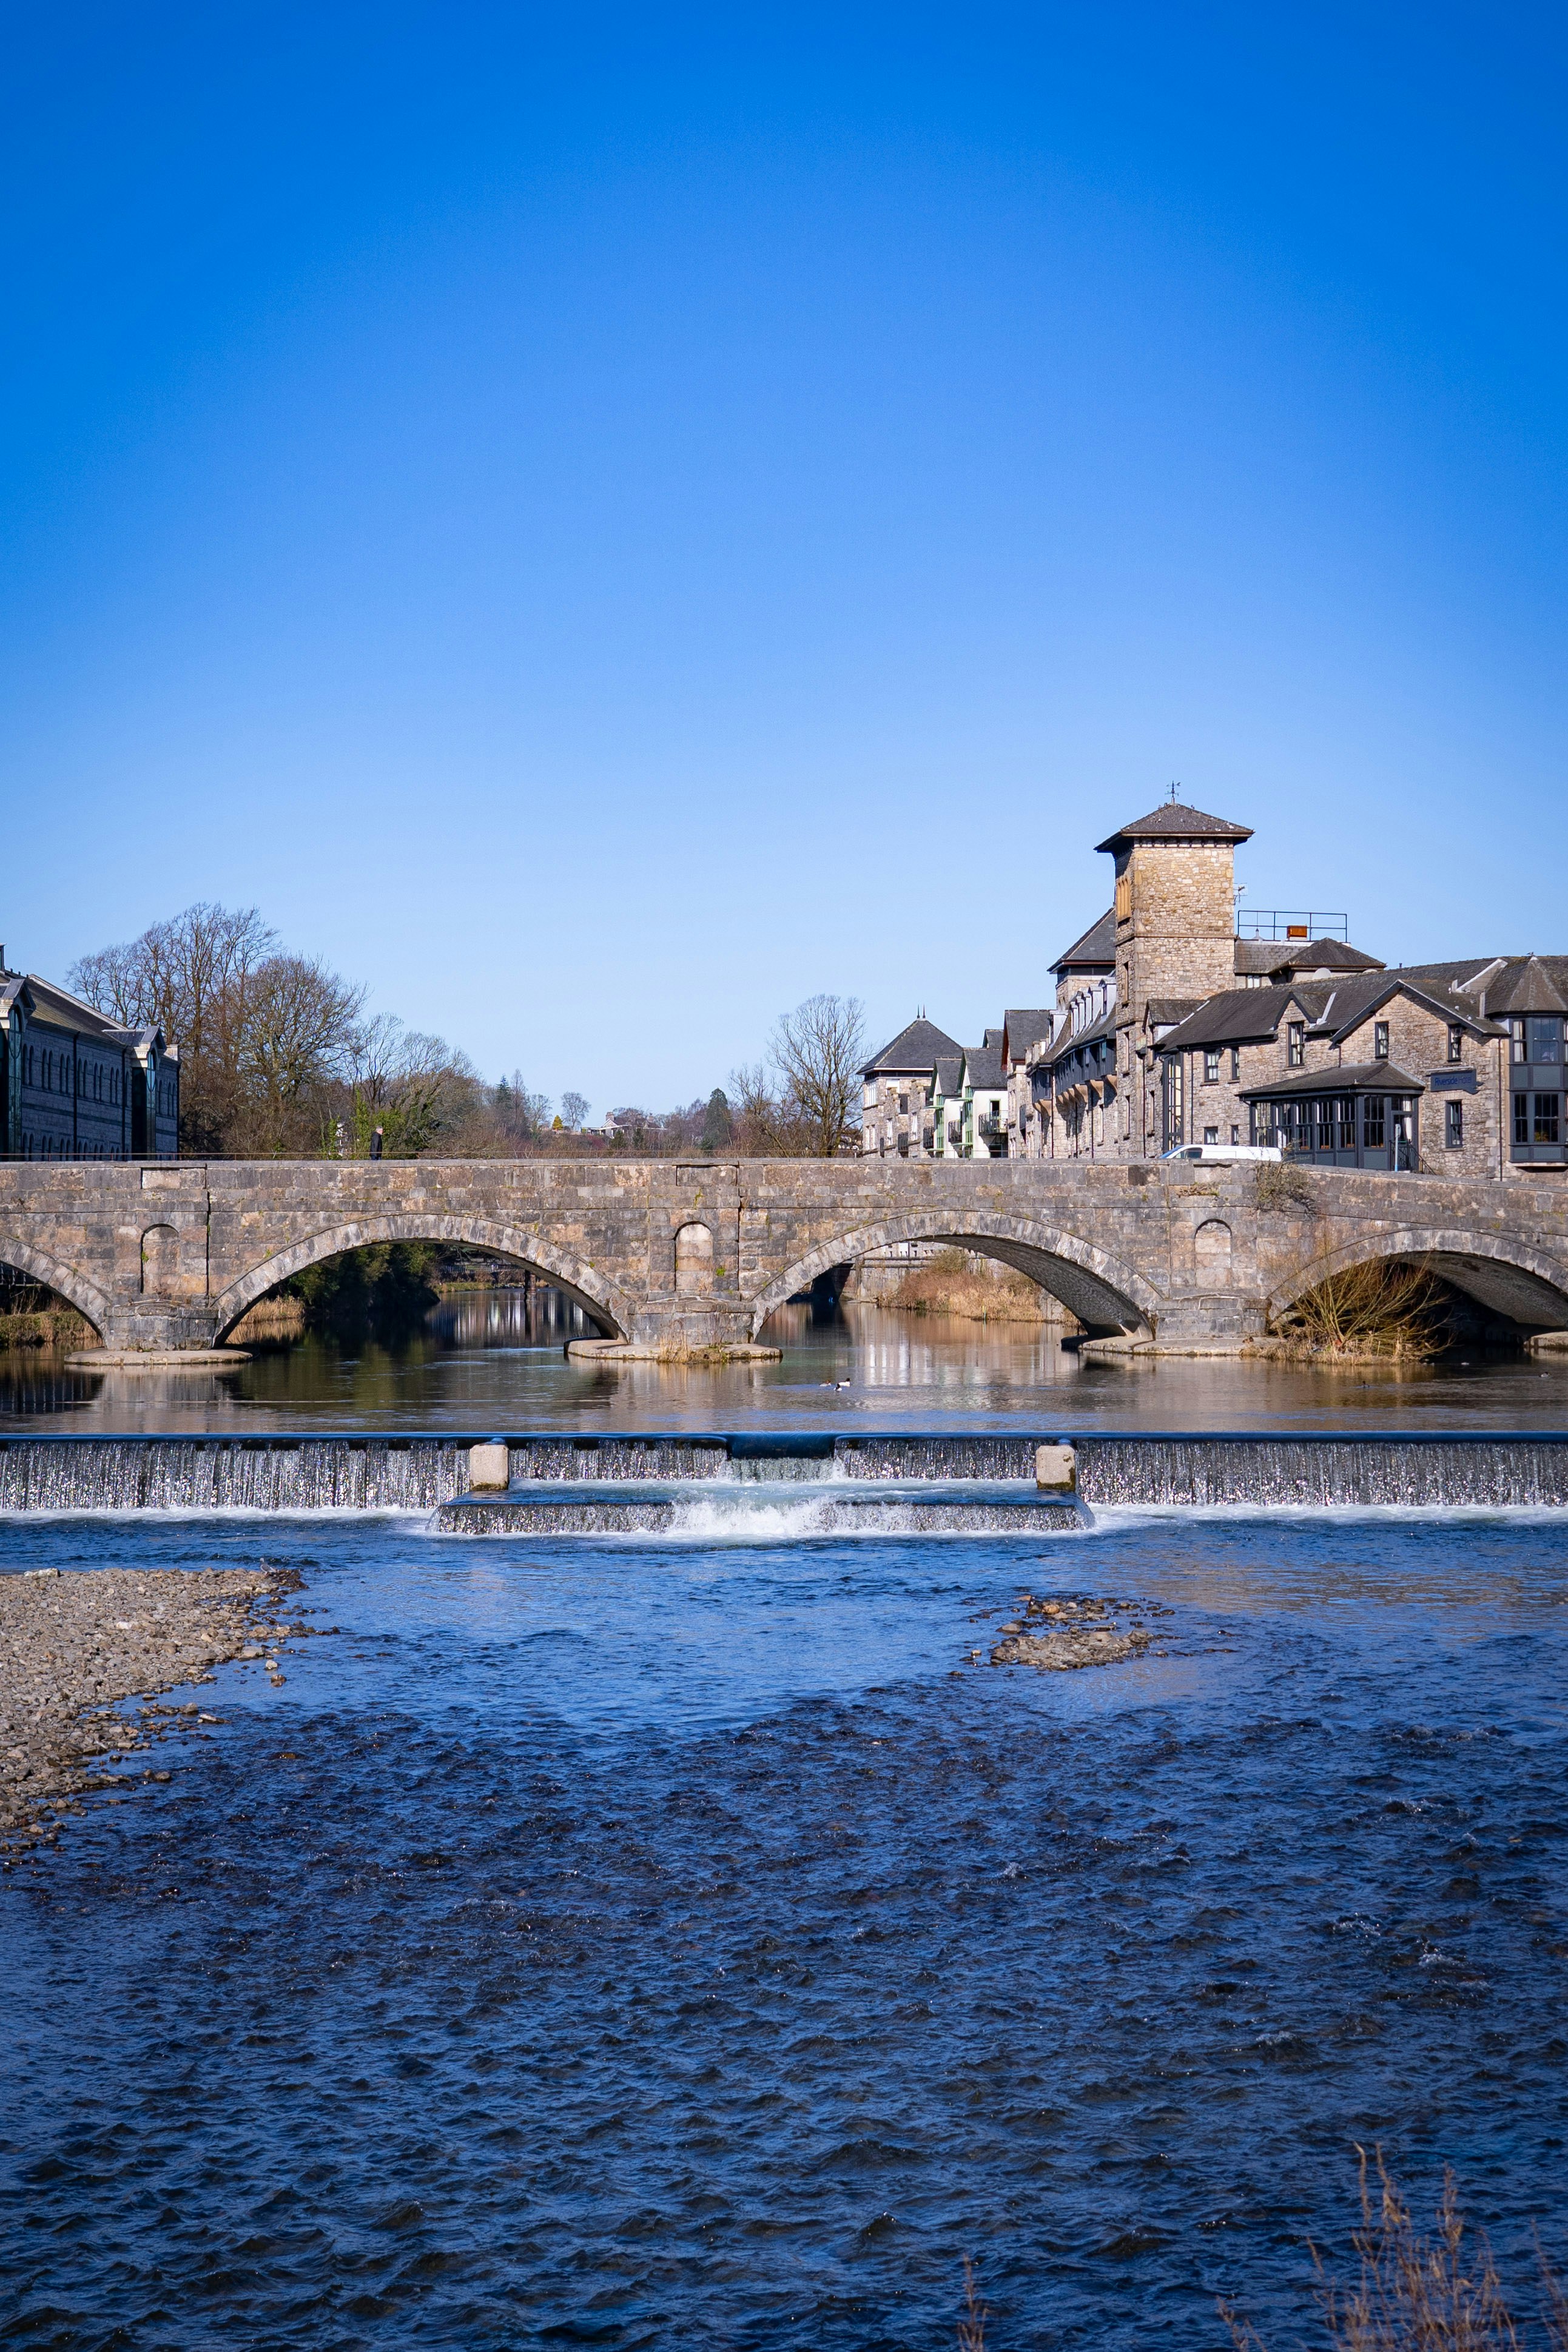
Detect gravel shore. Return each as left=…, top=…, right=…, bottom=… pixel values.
left=0, top=1563, right=319, bottom=1859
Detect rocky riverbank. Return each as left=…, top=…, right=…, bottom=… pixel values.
left=0, top=1563, right=324, bottom=1861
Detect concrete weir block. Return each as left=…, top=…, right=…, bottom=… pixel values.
left=1035, top=1443, right=1077, bottom=1491
left=467, top=1443, right=511, bottom=1491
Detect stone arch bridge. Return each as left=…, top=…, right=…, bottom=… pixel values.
left=3, top=1157, right=1567, bottom=1358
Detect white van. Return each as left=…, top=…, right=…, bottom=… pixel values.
left=1158, top=1143, right=1283, bottom=1164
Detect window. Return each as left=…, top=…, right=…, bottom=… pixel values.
left=1287, top=1022, right=1305, bottom=1068
left=1447, top=1025, right=1464, bottom=1065
left=1515, top=1093, right=1531, bottom=1147
left=1529, top=1016, right=1563, bottom=1066
left=1373, top=1022, right=1390, bottom=1061
left=1230, top=1047, right=1241, bottom=1082
left=1203, top=1126, right=1219, bottom=1145
left=1511, top=1018, right=1527, bottom=1064
left=1535, top=1094, right=1561, bottom=1146
left=1334, top=1096, right=1356, bottom=1151
left=1203, top=1050, right=1220, bottom=1083
left=1445, top=1099, right=1464, bottom=1149
left=1363, top=1097, right=1385, bottom=1150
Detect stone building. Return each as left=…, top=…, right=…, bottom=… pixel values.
left=0, top=959, right=179, bottom=1161
left=1009, top=797, right=1566, bottom=1178
left=859, top=1018, right=961, bottom=1157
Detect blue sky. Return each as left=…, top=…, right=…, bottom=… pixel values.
left=3, top=4, right=1564, bottom=1113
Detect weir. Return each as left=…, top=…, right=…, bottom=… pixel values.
left=2, top=1430, right=1568, bottom=1518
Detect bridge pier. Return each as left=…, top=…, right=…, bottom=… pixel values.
left=568, top=1296, right=782, bottom=1365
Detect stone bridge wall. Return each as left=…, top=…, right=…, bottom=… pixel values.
left=2, top=1157, right=1567, bottom=1356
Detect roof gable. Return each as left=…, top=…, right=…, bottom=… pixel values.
left=861, top=1017, right=963, bottom=1076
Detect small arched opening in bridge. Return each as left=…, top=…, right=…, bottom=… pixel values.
left=212, top=1216, right=633, bottom=1350
left=1268, top=1230, right=1568, bottom=1352
left=673, top=1221, right=715, bottom=1296
left=0, top=1248, right=107, bottom=1346
left=754, top=1213, right=1159, bottom=1342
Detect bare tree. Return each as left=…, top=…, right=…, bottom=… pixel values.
left=560, top=1090, right=590, bottom=1131
left=232, top=954, right=365, bottom=1155
left=71, top=903, right=278, bottom=1152
left=334, top=1014, right=479, bottom=1158
left=767, top=994, right=866, bottom=1156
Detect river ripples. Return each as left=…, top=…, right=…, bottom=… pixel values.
left=3, top=1509, right=1567, bottom=2347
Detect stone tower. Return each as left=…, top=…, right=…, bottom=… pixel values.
left=1096, top=799, right=1252, bottom=1036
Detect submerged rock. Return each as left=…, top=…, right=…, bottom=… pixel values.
left=991, top=1625, right=1150, bottom=1671
left=989, top=1591, right=1157, bottom=1671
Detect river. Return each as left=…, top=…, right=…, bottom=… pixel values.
left=2, top=1297, right=1566, bottom=2347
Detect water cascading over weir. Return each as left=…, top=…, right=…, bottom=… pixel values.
left=4, top=1431, right=1568, bottom=1531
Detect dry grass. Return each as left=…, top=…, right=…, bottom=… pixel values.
left=958, top=2257, right=988, bottom=2350
left=1276, top=1258, right=1447, bottom=1359
left=891, top=1250, right=1053, bottom=1324
left=226, top=1294, right=308, bottom=1344
left=1223, top=2154, right=1568, bottom=2350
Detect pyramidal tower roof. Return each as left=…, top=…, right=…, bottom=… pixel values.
left=1094, top=800, right=1253, bottom=856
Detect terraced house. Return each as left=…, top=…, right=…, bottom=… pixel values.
left=1015, top=797, right=1566, bottom=1177
left=0, top=959, right=180, bottom=1161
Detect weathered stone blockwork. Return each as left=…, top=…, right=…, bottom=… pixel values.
left=3, top=1157, right=1567, bottom=1356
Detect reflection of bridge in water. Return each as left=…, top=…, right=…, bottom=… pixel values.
left=426, top=1284, right=599, bottom=1351
left=1, top=1157, right=1567, bottom=1361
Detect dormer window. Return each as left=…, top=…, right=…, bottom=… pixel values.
left=1287, top=1022, right=1305, bottom=1068
left=1374, top=1022, right=1390, bottom=1061
left=1447, top=1024, right=1464, bottom=1064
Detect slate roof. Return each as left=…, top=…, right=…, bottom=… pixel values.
left=1044, top=1004, right=1117, bottom=1070
left=962, top=1044, right=1005, bottom=1090
left=21, top=975, right=132, bottom=1039
left=931, top=1055, right=963, bottom=1097
left=1143, top=997, right=1206, bottom=1031
left=1240, top=1062, right=1427, bottom=1100
left=1233, top=938, right=1384, bottom=979
left=1051, top=909, right=1117, bottom=974
left=1159, top=972, right=1502, bottom=1057
left=1388, top=955, right=1568, bottom=1013
left=1157, top=985, right=1311, bottom=1050
left=1464, top=956, right=1568, bottom=1017
left=1095, top=800, right=1253, bottom=855
left=1001, top=1010, right=1053, bottom=1065
left=861, top=1017, right=963, bottom=1077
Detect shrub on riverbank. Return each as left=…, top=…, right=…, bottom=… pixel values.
left=0, top=1303, right=93, bottom=1351
left=1273, top=1258, right=1446, bottom=1358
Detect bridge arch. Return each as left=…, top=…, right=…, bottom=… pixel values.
left=748, top=1210, right=1161, bottom=1337
left=0, top=1241, right=109, bottom=1339
left=1268, top=1225, right=1568, bottom=1333
left=209, top=1214, right=634, bottom=1341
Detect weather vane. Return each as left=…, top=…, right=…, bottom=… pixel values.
left=1168, top=780, right=1181, bottom=803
